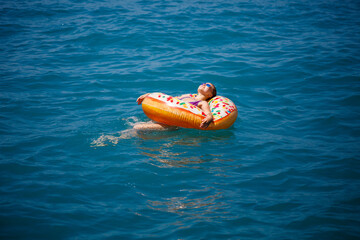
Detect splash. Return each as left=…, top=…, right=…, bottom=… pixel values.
left=91, top=116, right=147, bottom=147
left=90, top=130, right=134, bottom=147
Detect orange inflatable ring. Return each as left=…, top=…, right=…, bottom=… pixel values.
left=141, top=93, right=237, bottom=130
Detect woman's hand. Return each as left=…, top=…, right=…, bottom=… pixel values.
left=198, top=101, right=213, bottom=129
left=136, top=93, right=149, bottom=105
left=200, top=115, right=213, bottom=129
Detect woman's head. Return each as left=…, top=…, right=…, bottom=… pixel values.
left=198, top=83, right=217, bottom=100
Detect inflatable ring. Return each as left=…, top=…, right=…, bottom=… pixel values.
left=141, top=93, right=237, bottom=130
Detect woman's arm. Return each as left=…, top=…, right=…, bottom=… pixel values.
left=136, top=93, right=150, bottom=105
left=198, top=101, right=213, bottom=129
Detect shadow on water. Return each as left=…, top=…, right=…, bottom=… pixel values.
left=132, top=129, right=234, bottom=223
left=136, top=128, right=235, bottom=168
left=136, top=129, right=237, bottom=223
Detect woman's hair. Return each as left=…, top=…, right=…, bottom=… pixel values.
left=207, top=84, right=217, bottom=101
left=212, top=85, right=217, bottom=98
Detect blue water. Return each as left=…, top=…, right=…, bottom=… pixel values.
left=1, top=0, right=360, bottom=239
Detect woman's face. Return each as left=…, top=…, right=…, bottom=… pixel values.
left=198, top=83, right=215, bottom=99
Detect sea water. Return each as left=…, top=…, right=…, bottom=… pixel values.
left=1, top=0, right=360, bottom=239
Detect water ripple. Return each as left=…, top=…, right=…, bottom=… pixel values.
left=1, top=0, right=360, bottom=239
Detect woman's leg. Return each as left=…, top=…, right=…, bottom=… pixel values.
left=133, top=122, right=178, bottom=131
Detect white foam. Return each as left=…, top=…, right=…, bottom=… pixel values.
left=91, top=116, right=147, bottom=147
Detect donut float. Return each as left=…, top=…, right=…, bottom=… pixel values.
left=141, top=93, right=237, bottom=130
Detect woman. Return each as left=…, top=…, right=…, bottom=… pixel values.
left=135, top=83, right=217, bottom=130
